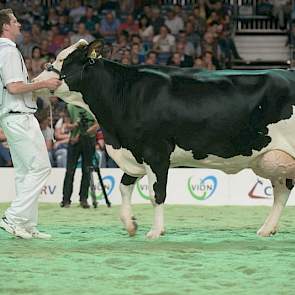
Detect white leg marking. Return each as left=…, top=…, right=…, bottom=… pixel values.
left=119, top=182, right=137, bottom=236
left=144, top=165, right=165, bottom=239
left=257, top=179, right=290, bottom=237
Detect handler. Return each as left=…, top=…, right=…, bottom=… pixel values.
left=0, top=8, right=61, bottom=239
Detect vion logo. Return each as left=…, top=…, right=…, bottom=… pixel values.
left=188, top=175, right=217, bottom=201
left=88, top=175, right=115, bottom=200
left=136, top=177, right=150, bottom=200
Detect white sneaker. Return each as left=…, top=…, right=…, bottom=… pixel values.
left=28, top=228, right=52, bottom=240
left=0, top=217, right=32, bottom=239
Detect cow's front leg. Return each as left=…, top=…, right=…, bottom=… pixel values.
left=257, top=178, right=290, bottom=237
left=119, top=173, right=138, bottom=236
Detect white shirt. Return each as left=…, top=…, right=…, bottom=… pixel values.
left=0, top=38, right=37, bottom=118
left=165, top=16, right=184, bottom=36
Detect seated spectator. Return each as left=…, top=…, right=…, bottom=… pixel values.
left=202, top=51, right=216, bottom=71
left=100, top=11, right=121, bottom=44
left=58, top=15, right=73, bottom=36
left=207, top=11, right=222, bottom=28
left=47, top=26, right=64, bottom=55
left=196, top=30, right=223, bottom=69
left=167, top=52, right=182, bottom=67
left=79, top=5, right=100, bottom=34
left=92, top=22, right=104, bottom=39
left=130, top=42, right=145, bottom=64
left=70, top=22, right=95, bottom=44
left=153, top=25, right=176, bottom=53
left=164, top=8, right=184, bottom=36
left=193, top=57, right=206, bottom=69
left=0, top=128, right=12, bottom=167
left=43, top=7, right=59, bottom=30
left=120, top=48, right=131, bottom=64
left=184, top=20, right=201, bottom=50
left=119, top=0, right=135, bottom=15
left=31, top=46, right=47, bottom=78
left=145, top=50, right=158, bottom=65
left=56, top=0, right=71, bottom=17
left=192, top=5, right=207, bottom=37
left=119, top=13, right=139, bottom=35
left=18, top=30, right=37, bottom=59
left=138, top=15, right=154, bottom=47
left=150, top=6, right=165, bottom=35
left=167, top=41, right=194, bottom=67
left=177, top=30, right=196, bottom=57
left=40, top=39, right=51, bottom=60
left=69, top=0, right=86, bottom=25
left=31, top=23, right=46, bottom=44
left=56, top=36, right=71, bottom=55
left=112, top=32, right=130, bottom=61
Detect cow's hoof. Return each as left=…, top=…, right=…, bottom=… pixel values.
left=127, top=219, right=138, bottom=237
left=257, top=226, right=277, bottom=237
left=120, top=215, right=138, bottom=237
left=146, top=229, right=165, bottom=239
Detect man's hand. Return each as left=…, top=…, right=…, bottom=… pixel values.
left=44, top=78, right=62, bottom=91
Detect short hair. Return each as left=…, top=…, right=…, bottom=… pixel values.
left=0, top=9, right=13, bottom=36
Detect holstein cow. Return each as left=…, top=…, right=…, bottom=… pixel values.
left=35, top=39, right=295, bottom=239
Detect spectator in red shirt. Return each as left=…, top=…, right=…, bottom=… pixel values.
left=119, top=13, right=139, bottom=35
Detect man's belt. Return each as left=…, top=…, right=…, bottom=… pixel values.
left=9, top=111, right=32, bottom=114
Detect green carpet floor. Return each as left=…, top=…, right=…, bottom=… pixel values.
left=0, top=204, right=294, bottom=295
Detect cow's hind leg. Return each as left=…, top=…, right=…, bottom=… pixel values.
left=254, top=150, right=294, bottom=237
left=257, top=179, right=290, bottom=236
left=120, top=173, right=138, bottom=236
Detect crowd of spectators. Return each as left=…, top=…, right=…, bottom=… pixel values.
left=0, top=0, right=289, bottom=168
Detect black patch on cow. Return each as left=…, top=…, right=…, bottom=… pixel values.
left=286, top=178, right=294, bottom=190
left=121, top=173, right=137, bottom=186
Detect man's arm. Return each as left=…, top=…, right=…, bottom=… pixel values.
left=6, top=78, right=62, bottom=95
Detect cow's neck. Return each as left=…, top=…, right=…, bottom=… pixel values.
left=78, top=59, right=128, bottom=136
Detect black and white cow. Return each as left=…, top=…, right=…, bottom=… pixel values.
left=35, top=39, right=295, bottom=239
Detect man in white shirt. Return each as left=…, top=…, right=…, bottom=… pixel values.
left=0, top=8, right=61, bottom=239
left=164, top=8, right=184, bottom=36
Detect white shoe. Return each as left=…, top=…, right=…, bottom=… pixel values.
left=0, top=217, right=32, bottom=239
left=28, top=228, right=52, bottom=240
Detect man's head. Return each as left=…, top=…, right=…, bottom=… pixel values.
left=0, top=9, right=21, bottom=40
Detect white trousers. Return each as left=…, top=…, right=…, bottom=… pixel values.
left=0, top=113, right=51, bottom=229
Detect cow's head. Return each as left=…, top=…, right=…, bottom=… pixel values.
left=33, top=39, right=105, bottom=114
left=58, top=39, right=105, bottom=91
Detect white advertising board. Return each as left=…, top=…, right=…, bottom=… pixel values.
left=1, top=168, right=295, bottom=206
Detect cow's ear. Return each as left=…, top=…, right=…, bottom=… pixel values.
left=87, top=39, right=104, bottom=59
